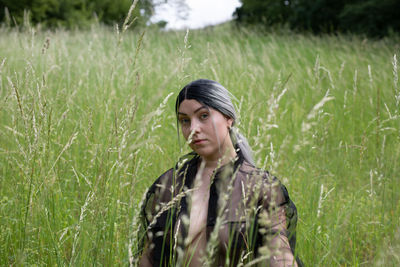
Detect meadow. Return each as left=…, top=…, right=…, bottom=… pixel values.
left=0, top=21, right=399, bottom=266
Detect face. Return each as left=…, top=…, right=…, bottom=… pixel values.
left=177, top=99, right=234, bottom=162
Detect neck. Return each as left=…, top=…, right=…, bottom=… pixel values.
left=202, top=145, right=237, bottom=170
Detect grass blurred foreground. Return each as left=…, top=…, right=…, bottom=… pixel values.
left=0, top=24, right=399, bottom=266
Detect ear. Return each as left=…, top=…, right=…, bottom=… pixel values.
left=226, top=117, right=233, bottom=128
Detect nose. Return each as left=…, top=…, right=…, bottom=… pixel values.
left=186, top=120, right=200, bottom=143
left=189, top=119, right=200, bottom=134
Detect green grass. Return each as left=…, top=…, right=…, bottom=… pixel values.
left=0, top=22, right=399, bottom=266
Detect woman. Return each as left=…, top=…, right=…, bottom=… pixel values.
left=138, top=79, right=301, bottom=266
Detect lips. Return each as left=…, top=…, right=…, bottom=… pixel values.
left=193, top=139, right=206, bottom=145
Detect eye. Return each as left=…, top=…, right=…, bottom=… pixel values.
left=200, top=113, right=209, bottom=120
left=179, top=117, right=190, bottom=126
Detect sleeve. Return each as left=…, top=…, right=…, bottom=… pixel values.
left=257, top=173, right=299, bottom=267
left=137, top=182, right=157, bottom=266
left=138, top=169, right=175, bottom=266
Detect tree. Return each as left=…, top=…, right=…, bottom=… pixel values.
left=288, top=0, right=347, bottom=33
left=0, top=0, right=154, bottom=28
left=339, top=0, right=400, bottom=37
left=234, top=0, right=293, bottom=26
left=234, top=0, right=400, bottom=37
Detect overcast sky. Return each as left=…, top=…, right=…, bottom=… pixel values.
left=151, top=0, right=242, bottom=30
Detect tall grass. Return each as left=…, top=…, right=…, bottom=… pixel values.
left=0, top=22, right=399, bottom=265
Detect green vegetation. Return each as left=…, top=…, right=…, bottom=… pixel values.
left=0, top=0, right=153, bottom=28
left=0, top=22, right=399, bottom=265
left=234, top=0, right=400, bottom=37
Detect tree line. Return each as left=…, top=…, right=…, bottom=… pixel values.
left=1, top=0, right=399, bottom=37
left=0, top=0, right=153, bottom=28
left=234, top=0, right=400, bottom=37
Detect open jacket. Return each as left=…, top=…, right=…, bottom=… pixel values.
left=139, top=152, right=301, bottom=266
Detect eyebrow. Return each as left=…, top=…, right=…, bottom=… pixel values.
left=178, top=105, right=208, bottom=116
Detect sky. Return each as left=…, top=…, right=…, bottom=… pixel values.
left=151, top=0, right=242, bottom=30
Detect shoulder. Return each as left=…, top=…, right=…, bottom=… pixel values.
left=141, top=168, right=175, bottom=226
left=237, top=161, right=287, bottom=206
left=237, top=160, right=278, bottom=185
left=142, top=168, right=174, bottom=216
left=147, top=168, right=174, bottom=194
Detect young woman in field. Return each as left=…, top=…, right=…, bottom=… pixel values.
left=138, top=79, right=301, bottom=266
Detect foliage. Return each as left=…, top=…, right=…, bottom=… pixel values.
left=234, top=0, right=400, bottom=37
left=0, top=23, right=400, bottom=265
left=0, top=0, right=153, bottom=28
left=339, top=0, right=400, bottom=37
left=233, top=0, right=293, bottom=26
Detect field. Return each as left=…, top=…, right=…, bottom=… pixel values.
left=0, top=22, right=399, bottom=266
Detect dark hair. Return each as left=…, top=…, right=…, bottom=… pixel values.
left=175, top=79, right=254, bottom=164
